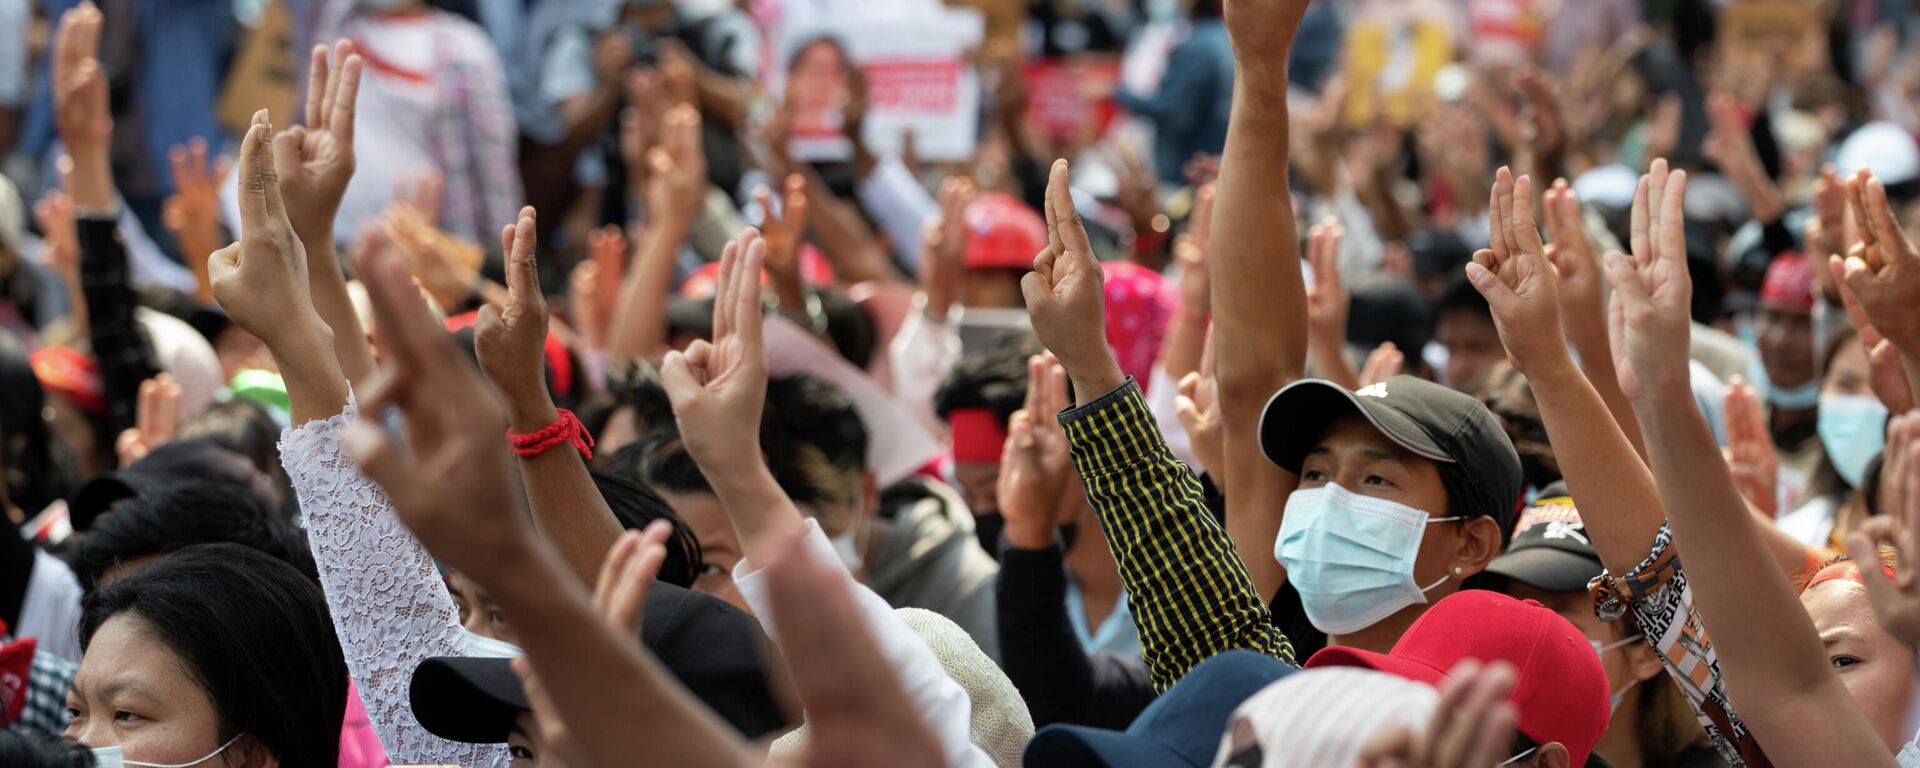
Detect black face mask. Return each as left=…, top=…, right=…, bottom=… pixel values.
left=1222, top=742, right=1262, bottom=768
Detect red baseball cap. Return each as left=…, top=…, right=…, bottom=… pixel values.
left=964, top=192, right=1048, bottom=270
left=1760, top=250, right=1815, bottom=310
left=1304, top=589, right=1609, bottom=765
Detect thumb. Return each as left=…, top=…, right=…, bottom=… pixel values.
left=1019, top=271, right=1053, bottom=314
left=208, top=243, right=241, bottom=277
left=1849, top=524, right=1900, bottom=615
left=1601, top=250, right=1650, bottom=310
left=475, top=301, right=504, bottom=340
left=1464, top=260, right=1517, bottom=312
left=341, top=419, right=418, bottom=513
left=658, top=349, right=705, bottom=408
left=272, top=126, right=306, bottom=171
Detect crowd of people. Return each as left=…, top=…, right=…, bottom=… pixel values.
left=4, top=0, right=1920, bottom=765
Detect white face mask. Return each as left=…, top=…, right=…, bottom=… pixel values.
left=1591, top=634, right=1643, bottom=717
left=93, top=735, right=241, bottom=768
left=1274, top=484, right=1464, bottom=635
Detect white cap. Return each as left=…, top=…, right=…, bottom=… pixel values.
left=1836, top=122, right=1920, bottom=186
left=1571, top=164, right=1640, bottom=210
left=1210, top=667, right=1439, bottom=768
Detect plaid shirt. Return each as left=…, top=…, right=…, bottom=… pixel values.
left=18, top=650, right=74, bottom=735
left=1060, top=379, right=1296, bottom=691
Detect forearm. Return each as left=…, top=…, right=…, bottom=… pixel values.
left=692, top=68, right=753, bottom=129
left=804, top=170, right=899, bottom=286
left=77, top=217, right=157, bottom=434
left=1211, top=83, right=1305, bottom=395
left=481, top=544, right=753, bottom=768
left=1156, top=310, right=1207, bottom=382
left=66, top=146, right=115, bottom=212
left=304, top=237, right=377, bottom=387
left=707, top=459, right=810, bottom=568
left=995, top=543, right=1098, bottom=728
left=555, top=86, right=623, bottom=159
left=270, top=328, right=350, bottom=427
left=507, top=392, right=626, bottom=585
left=1309, top=335, right=1359, bottom=391
left=1062, top=380, right=1294, bottom=690
left=1568, top=326, right=1648, bottom=461
left=1526, top=358, right=1664, bottom=574
left=607, top=225, right=682, bottom=361
left=1633, top=384, right=1888, bottom=762
left=177, top=229, right=222, bottom=304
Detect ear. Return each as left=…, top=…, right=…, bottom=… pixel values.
left=1535, top=741, right=1572, bottom=768
left=1623, top=639, right=1667, bottom=684
left=1453, top=515, right=1505, bottom=574
left=227, top=735, right=277, bottom=768
left=860, top=470, right=880, bottom=518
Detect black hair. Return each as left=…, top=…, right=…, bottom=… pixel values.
left=932, top=331, right=1042, bottom=425
left=0, top=732, right=94, bottom=768
left=1433, top=272, right=1492, bottom=327
left=178, top=399, right=293, bottom=516
left=1478, top=363, right=1560, bottom=495
left=628, top=375, right=867, bottom=508
left=67, top=481, right=316, bottom=592
left=0, top=331, right=78, bottom=517
left=761, top=375, right=867, bottom=505
left=79, top=544, right=347, bottom=768
left=589, top=468, right=703, bottom=588
left=580, top=360, right=676, bottom=452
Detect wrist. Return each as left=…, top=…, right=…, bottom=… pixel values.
left=1003, top=520, right=1055, bottom=551
left=505, top=395, right=562, bottom=433
left=1064, top=356, right=1128, bottom=404
left=67, top=151, right=116, bottom=212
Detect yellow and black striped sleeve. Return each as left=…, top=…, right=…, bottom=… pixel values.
left=1059, top=378, right=1296, bottom=691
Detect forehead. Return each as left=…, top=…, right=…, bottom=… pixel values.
left=1802, top=582, right=1888, bottom=638
left=659, top=491, right=741, bottom=554
left=1310, top=412, right=1416, bottom=461
left=73, top=615, right=198, bottom=695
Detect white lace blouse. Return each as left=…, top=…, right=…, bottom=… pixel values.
left=280, top=395, right=509, bottom=768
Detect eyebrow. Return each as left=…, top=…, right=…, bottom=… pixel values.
left=509, top=722, right=530, bottom=739
left=1820, top=630, right=1860, bottom=647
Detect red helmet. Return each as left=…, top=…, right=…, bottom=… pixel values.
left=963, top=192, right=1048, bottom=270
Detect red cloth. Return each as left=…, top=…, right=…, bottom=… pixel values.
left=29, top=346, right=106, bottom=416
left=1100, top=261, right=1178, bottom=389
left=1806, top=559, right=1898, bottom=590
left=1761, top=251, right=1816, bottom=310
left=443, top=311, right=576, bottom=398
left=1306, top=590, right=1610, bottom=766
left=963, top=192, right=1049, bottom=270
left=948, top=407, right=1009, bottom=464
left=0, top=634, right=33, bottom=729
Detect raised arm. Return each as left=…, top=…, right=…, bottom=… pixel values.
left=1023, top=159, right=1293, bottom=690
left=277, top=41, right=377, bottom=388
left=658, top=229, right=993, bottom=768
left=1837, top=169, right=1920, bottom=413
left=608, top=105, right=704, bottom=362
left=1466, top=167, right=1666, bottom=577
left=343, top=221, right=752, bottom=768
left=1540, top=177, right=1646, bottom=461
left=474, top=206, right=626, bottom=585
left=1605, top=160, right=1895, bottom=767
left=1211, top=0, right=1314, bottom=600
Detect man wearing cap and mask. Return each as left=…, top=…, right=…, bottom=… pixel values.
left=1749, top=252, right=1823, bottom=510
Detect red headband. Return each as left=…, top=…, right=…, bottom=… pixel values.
left=1806, top=560, right=1899, bottom=590
left=949, top=408, right=1009, bottom=464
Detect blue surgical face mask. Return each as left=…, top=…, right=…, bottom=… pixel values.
left=1747, top=357, right=1821, bottom=410
left=93, top=735, right=241, bottom=768
left=1819, top=394, right=1889, bottom=487
left=1274, top=484, right=1463, bottom=635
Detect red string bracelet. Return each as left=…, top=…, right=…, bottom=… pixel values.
left=507, top=409, right=594, bottom=461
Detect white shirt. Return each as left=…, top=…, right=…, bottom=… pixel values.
left=18, top=550, right=84, bottom=664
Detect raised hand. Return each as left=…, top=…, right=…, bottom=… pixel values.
left=645, top=105, right=707, bottom=232
left=756, top=174, right=810, bottom=308
left=209, top=111, right=325, bottom=351
left=920, top=177, right=976, bottom=319
left=163, top=138, right=231, bottom=301
left=1359, top=342, right=1404, bottom=387
left=1543, top=179, right=1603, bottom=339
left=1356, top=660, right=1519, bottom=768
left=659, top=230, right=769, bottom=472
left=1839, top=169, right=1920, bottom=353
left=1829, top=255, right=1918, bottom=414
left=1723, top=377, right=1780, bottom=519
left=1173, top=234, right=1210, bottom=319
left=997, top=354, right=1073, bottom=550
left=1518, top=69, right=1567, bottom=176
left=278, top=41, right=363, bottom=246
left=1304, top=219, right=1349, bottom=358
left=51, top=2, right=112, bottom=211
left=1466, top=168, right=1566, bottom=377
left=1807, top=165, right=1852, bottom=270
left=32, top=186, right=79, bottom=289
left=1851, top=414, right=1920, bottom=645
left=1022, top=159, right=1124, bottom=398
left=592, top=521, right=674, bottom=636
left=1221, top=0, right=1313, bottom=90
left=474, top=207, right=549, bottom=404
left=1175, top=369, right=1223, bottom=480
left=114, top=374, right=182, bottom=468
left=382, top=201, right=483, bottom=311
left=1702, top=92, right=1785, bottom=223
left=572, top=226, right=628, bottom=352
left=1603, top=159, right=1692, bottom=403
left=339, top=214, right=525, bottom=574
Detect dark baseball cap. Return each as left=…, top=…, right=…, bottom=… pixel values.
left=1483, top=483, right=1603, bottom=593
left=410, top=581, right=788, bottom=743
left=1258, top=376, right=1522, bottom=511
left=68, top=439, right=278, bottom=532
left=1023, top=650, right=1292, bottom=767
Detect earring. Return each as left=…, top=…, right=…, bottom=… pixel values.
left=1453, top=566, right=1463, bottom=576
